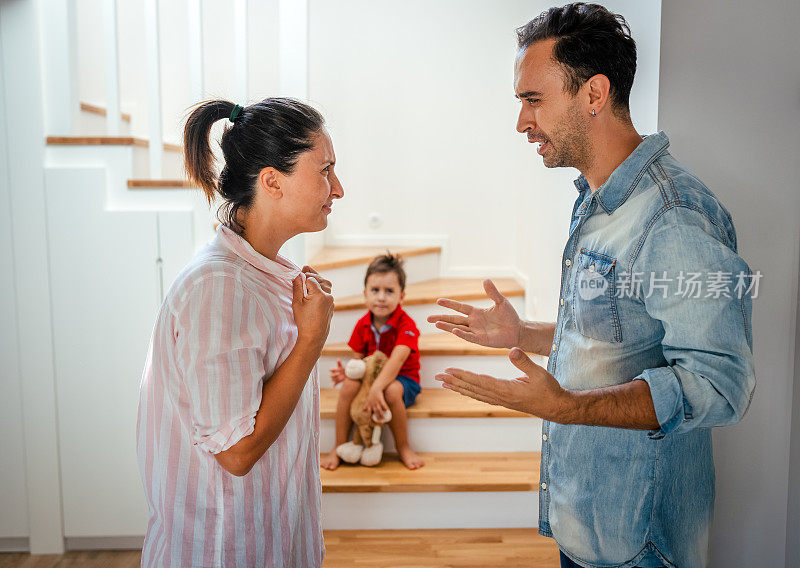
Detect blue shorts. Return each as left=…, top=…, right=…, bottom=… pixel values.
left=395, top=375, right=421, bottom=408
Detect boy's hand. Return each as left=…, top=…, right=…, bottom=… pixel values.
left=330, top=359, right=346, bottom=386
left=365, top=385, right=389, bottom=416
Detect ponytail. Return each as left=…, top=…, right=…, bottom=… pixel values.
left=182, top=97, right=325, bottom=234
left=184, top=99, right=235, bottom=205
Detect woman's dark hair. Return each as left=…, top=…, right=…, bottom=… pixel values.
left=516, top=3, right=637, bottom=117
left=183, top=97, right=325, bottom=234
left=364, top=252, right=406, bottom=292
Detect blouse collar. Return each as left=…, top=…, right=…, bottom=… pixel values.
left=216, top=224, right=303, bottom=282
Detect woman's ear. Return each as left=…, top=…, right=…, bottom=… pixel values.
left=258, top=167, right=282, bottom=199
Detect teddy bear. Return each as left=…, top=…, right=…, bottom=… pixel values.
left=335, top=350, right=392, bottom=466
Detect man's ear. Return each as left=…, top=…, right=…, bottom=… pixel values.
left=258, top=167, right=282, bottom=199
left=585, top=73, right=611, bottom=115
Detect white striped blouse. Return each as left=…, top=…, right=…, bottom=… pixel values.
left=136, top=224, right=323, bottom=567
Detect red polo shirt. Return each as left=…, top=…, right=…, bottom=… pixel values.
left=347, top=305, right=421, bottom=384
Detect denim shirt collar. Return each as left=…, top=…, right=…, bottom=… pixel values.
left=573, top=131, right=671, bottom=216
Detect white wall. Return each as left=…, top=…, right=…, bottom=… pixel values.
left=308, top=0, right=661, bottom=289
left=1, top=0, right=65, bottom=553
left=0, top=5, right=31, bottom=544
left=73, top=0, right=661, bottom=285
left=658, top=1, right=800, bottom=566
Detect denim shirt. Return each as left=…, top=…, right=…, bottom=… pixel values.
left=539, top=131, right=756, bottom=568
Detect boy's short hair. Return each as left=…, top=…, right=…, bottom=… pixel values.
left=364, top=252, right=406, bottom=291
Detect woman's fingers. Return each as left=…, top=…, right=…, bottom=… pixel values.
left=302, top=266, right=332, bottom=293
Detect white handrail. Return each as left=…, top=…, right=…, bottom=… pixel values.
left=234, top=0, right=248, bottom=104
left=277, top=0, right=309, bottom=266
left=143, top=0, right=163, bottom=177
left=187, top=0, right=204, bottom=103
left=278, top=0, right=308, bottom=97
left=102, top=0, right=121, bottom=135
left=39, top=0, right=78, bottom=135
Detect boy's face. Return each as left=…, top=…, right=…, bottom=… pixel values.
left=363, top=271, right=405, bottom=320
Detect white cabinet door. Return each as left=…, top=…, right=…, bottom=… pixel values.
left=46, top=167, right=194, bottom=537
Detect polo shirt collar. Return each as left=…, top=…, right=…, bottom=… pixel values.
left=371, top=304, right=404, bottom=330
left=574, top=131, right=671, bottom=216
left=217, top=224, right=302, bottom=281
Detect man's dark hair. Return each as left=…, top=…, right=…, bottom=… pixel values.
left=364, top=252, right=406, bottom=291
left=516, top=3, right=636, bottom=117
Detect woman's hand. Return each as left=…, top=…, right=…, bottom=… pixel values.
left=301, top=265, right=332, bottom=294
left=427, top=279, right=522, bottom=349
left=292, top=274, right=333, bottom=352
left=330, top=359, right=347, bottom=386
left=364, top=385, right=389, bottom=417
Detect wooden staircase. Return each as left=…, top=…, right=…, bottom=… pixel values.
left=314, top=245, right=544, bottom=531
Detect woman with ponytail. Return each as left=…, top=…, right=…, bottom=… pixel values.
left=136, top=98, right=342, bottom=567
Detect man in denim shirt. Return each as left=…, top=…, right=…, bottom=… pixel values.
left=430, top=4, right=756, bottom=568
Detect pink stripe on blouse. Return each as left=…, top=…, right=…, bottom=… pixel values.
left=136, top=225, right=323, bottom=567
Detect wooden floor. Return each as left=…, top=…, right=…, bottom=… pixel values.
left=0, top=529, right=560, bottom=567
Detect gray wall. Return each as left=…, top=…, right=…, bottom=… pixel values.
left=790, top=259, right=800, bottom=567
left=658, top=1, right=800, bottom=566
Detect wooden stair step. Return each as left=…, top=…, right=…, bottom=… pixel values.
left=127, top=179, right=195, bottom=188
left=333, top=277, right=524, bottom=311
left=321, top=451, right=540, bottom=493
left=322, top=331, right=510, bottom=357
left=80, top=101, right=132, bottom=122
left=321, top=387, right=527, bottom=419
left=322, top=528, right=560, bottom=568
left=309, top=245, right=441, bottom=271
left=46, top=136, right=182, bottom=153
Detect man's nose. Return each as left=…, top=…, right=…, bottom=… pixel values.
left=516, top=107, right=534, bottom=134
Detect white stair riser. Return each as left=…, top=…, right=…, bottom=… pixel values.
left=321, top=417, right=543, bottom=453
left=328, top=296, right=526, bottom=343
left=318, top=252, right=441, bottom=298
left=322, top=492, right=539, bottom=530
left=74, top=110, right=133, bottom=136
left=134, top=146, right=184, bottom=179
left=317, top=354, right=532, bottom=388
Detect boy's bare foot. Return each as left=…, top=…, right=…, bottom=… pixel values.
left=320, top=450, right=341, bottom=471
left=397, top=445, right=425, bottom=470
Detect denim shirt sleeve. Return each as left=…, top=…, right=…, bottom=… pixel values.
left=633, top=205, right=756, bottom=439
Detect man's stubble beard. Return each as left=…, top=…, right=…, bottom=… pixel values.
left=543, top=101, right=594, bottom=172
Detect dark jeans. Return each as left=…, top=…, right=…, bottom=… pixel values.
left=559, top=551, right=664, bottom=568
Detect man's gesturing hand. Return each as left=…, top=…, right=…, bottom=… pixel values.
left=435, top=348, right=571, bottom=422
left=427, top=279, right=522, bottom=349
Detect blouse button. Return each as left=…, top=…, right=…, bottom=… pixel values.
left=542, top=433, right=548, bottom=442
left=541, top=482, right=547, bottom=490
left=565, top=259, right=572, bottom=267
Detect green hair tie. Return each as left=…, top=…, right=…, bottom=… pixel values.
left=229, top=104, right=244, bottom=123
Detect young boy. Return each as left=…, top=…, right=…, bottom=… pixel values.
left=320, top=253, right=425, bottom=471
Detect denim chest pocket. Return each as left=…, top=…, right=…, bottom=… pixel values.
left=571, top=248, right=622, bottom=342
